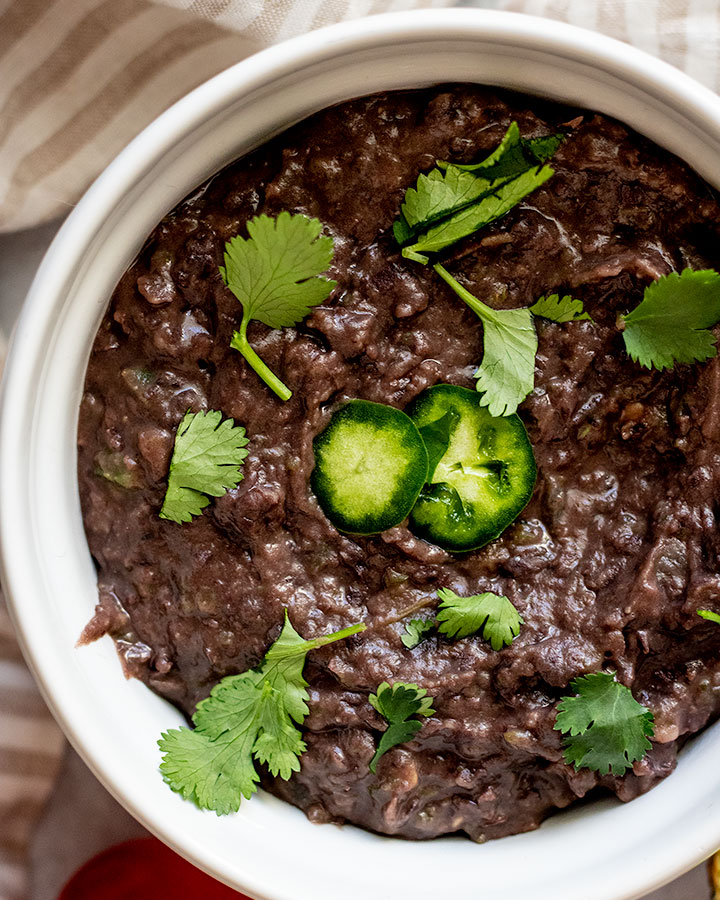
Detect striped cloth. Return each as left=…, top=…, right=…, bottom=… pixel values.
left=0, top=0, right=452, bottom=233
left=0, top=328, right=65, bottom=898
left=502, top=0, right=720, bottom=90
left=0, top=601, right=64, bottom=900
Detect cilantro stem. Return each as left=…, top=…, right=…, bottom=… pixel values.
left=231, top=312, right=293, bottom=402
left=383, top=596, right=436, bottom=626
left=275, top=620, right=367, bottom=660
left=433, top=263, right=501, bottom=325
left=312, top=621, right=366, bottom=647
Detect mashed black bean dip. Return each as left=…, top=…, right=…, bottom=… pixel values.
left=78, top=86, right=720, bottom=840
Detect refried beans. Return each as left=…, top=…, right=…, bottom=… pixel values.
left=78, top=85, right=720, bottom=841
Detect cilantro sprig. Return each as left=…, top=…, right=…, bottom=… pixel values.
left=434, top=263, right=537, bottom=417
left=393, top=123, right=566, bottom=416
left=394, top=122, right=561, bottom=263
left=530, top=293, right=593, bottom=323
left=159, top=613, right=365, bottom=814
left=398, top=588, right=523, bottom=651
left=220, top=212, right=336, bottom=401
left=401, top=618, right=436, bottom=650
left=368, top=682, right=435, bottom=772
left=429, top=274, right=595, bottom=416
left=621, top=269, right=720, bottom=370
left=394, top=166, right=503, bottom=247
left=160, top=410, right=249, bottom=524
left=436, top=587, right=523, bottom=650
left=403, top=167, right=554, bottom=263
left=554, top=672, right=654, bottom=776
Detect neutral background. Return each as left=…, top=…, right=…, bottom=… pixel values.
left=0, top=0, right=715, bottom=897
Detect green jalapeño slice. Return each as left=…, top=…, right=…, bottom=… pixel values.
left=311, top=400, right=429, bottom=535
left=407, top=384, right=536, bottom=552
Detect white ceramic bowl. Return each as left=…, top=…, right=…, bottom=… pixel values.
left=3, top=9, right=720, bottom=900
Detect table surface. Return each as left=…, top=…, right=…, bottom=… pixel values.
left=0, top=209, right=712, bottom=899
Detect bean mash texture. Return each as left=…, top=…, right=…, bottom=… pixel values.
left=78, top=86, right=720, bottom=841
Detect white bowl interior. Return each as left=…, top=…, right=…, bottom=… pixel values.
left=3, top=10, right=720, bottom=900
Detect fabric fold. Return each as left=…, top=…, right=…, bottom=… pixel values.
left=0, top=0, right=454, bottom=232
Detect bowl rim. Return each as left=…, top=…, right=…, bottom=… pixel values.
left=4, top=9, right=720, bottom=900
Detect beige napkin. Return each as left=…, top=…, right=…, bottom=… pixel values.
left=0, top=0, right=451, bottom=233
left=0, top=599, right=64, bottom=900
left=502, top=0, right=720, bottom=91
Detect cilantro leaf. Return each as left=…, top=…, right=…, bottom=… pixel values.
left=441, top=123, right=563, bottom=177
left=159, top=613, right=365, bottom=814
left=523, top=133, right=565, bottom=164
left=394, top=123, right=530, bottom=245
left=222, top=213, right=335, bottom=330
left=621, top=269, right=720, bottom=370
left=698, top=609, right=720, bottom=625
left=417, top=409, right=459, bottom=480
left=398, top=166, right=504, bottom=238
left=436, top=587, right=523, bottom=650
left=396, top=162, right=536, bottom=250
left=554, top=672, right=654, bottom=776
left=368, top=682, right=435, bottom=772
left=404, top=165, right=554, bottom=261
left=394, top=123, right=560, bottom=261
left=530, top=293, right=593, bottom=323
left=159, top=410, right=249, bottom=524
left=401, top=618, right=436, bottom=649
left=473, top=307, right=537, bottom=417
left=434, top=263, right=537, bottom=416
left=220, top=212, right=336, bottom=400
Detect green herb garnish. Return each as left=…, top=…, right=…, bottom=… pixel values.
left=530, top=293, right=593, bottom=323
left=392, top=124, right=567, bottom=415
left=434, top=264, right=537, bottom=417
left=394, top=122, right=561, bottom=262
left=621, top=269, right=720, bottom=370
left=368, top=682, right=435, bottom=773
left=401, top=618, right=436, bottom=649
left=159, top=613, right=365, bottom=814
left=554, top=672, right=654, bottom=775
left=404, top=167, right=554, bottom=262
left=440, top=123, right=563, bottom=176
left=159, top=410, right=249, bottom=524
left=436, top=587, right=523, bottom=650
left=425, top=277, right=596, bottom=415
left=398, top=586, right=523, bottom=650
left=220, top=212, right=336, bottom=401
left=394, top=166, right=506, bottom=246
left=698, top=609, right=720, bottom=625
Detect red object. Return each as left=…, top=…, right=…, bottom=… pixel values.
left=58, top=837, right=251, bottom=899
